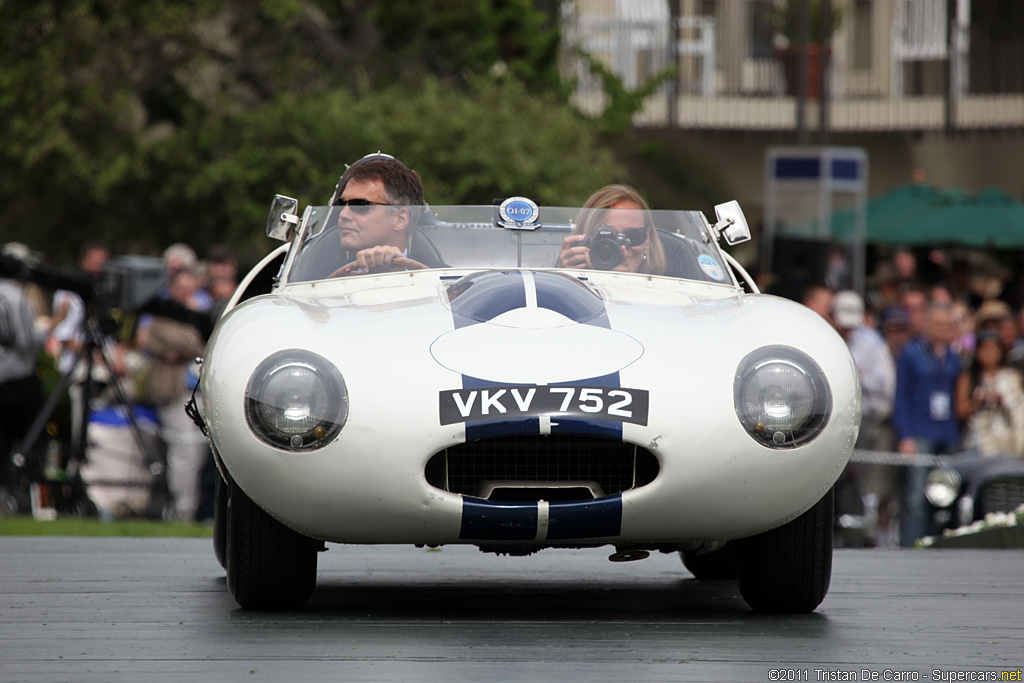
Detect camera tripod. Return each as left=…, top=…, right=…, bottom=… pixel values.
left=11, top=313, right=167, bottom=519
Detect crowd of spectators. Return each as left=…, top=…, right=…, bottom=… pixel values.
left=800, top=248, right=1024, bottom=547
left=6, top=233, right=1024, bottom=545
left=0, top=240, right=238, bottom=523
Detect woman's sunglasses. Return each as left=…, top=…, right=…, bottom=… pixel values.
left=335, top=198, right=389, bottom=214
left=599, top=225, right=649, bottom=247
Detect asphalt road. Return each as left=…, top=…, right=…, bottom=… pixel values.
left=1, top=538, right=1022, bottom=683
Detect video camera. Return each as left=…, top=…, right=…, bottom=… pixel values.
left=0, top=250, right=165, bottom=314
left=94, top=256, right=166, bottom=313
left=1, top=248, right=216, bottom=341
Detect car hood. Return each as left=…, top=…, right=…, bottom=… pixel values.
left=210, top=268, right=844, bottom=391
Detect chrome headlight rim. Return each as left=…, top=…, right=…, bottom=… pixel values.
left=244, top=349, right=348, bottom=452
left=733, top=345, right=833, bottom=450
left=925, top=468, right=962, bottom=508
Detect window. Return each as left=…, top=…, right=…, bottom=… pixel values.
left=748, top=0, right=776, bottom=59
left=851, top=0, right=873, bottom=69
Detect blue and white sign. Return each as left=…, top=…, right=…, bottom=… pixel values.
left=498, top=196, right=540, bottom=230
left=698, top=254, right=724, bottom=281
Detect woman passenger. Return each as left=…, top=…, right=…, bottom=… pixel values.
left=557, top=184, right=669, bottom=275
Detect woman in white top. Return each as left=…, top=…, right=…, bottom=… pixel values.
left=955, top=329, right=1024, bottom=456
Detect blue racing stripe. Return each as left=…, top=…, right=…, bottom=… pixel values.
left=533, top=271, right=607, bottom=324
left=447, top=269, right=624, bottom=541
left=460, top=498, right=538, bottom=541
left=547, top=495, right=623, bottom=540
left=447, top=271, right=527, bottom=328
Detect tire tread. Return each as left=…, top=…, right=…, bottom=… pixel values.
left=735, top=487, right=834, bottom=613
left=226, top=479, right=317, bottom=610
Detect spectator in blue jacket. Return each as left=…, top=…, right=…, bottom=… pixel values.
left=892, top=302, right=960, bottom=546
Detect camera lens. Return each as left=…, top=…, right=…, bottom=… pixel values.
left=590, top=238, right=622, bottom=269
left=584, top=228, right=627, bottom=270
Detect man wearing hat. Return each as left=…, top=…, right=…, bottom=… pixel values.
left=834, top=291, right=896, bottom=451
left=974, top=299, right=1012, bottom=332
left=833, top=291, right=898, bottom=545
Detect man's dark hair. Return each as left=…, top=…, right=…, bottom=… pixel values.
left=332, top=155, right=425, bottom=207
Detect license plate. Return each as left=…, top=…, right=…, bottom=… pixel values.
left=439, top=385, right=649, bottom=426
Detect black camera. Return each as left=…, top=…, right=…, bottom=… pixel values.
left=580, top=227, right=630, bottom=270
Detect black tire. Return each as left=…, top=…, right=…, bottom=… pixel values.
left=680, top=543, right=736, bottom=580
left=225, top=478, right=318, bottom=610
left=212, top=473, right=227, bottom=569
left=735, top=487, right=834, bottom=613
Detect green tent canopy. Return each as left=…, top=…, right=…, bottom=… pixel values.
left=830, top=185, right=1024, bottom=247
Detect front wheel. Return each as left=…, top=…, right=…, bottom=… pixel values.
left=735, top=487, right=834, bottom=613
left=212, top=473, right=227, bottom=569
left=225, top=478, right=318, bottom=610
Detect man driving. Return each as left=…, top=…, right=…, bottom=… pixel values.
left=330, top=153, right=444, bottom=273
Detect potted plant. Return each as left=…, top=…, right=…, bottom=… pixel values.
left=764, top=0, right=845, bottom=99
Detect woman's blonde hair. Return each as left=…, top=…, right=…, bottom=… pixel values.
left=572, top=184, right=666, bottom=275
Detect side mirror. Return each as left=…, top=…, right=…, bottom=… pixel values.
left=713, top=200, right=751, bottom=246
left=266, top=195, right=300, bottom=241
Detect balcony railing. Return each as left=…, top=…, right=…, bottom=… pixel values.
left=561, top=0, right=1024, bottom=133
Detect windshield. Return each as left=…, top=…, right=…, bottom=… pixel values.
left=285, top=205, right=735, bottom=286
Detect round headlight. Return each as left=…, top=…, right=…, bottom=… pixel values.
left=734, top=346, right=832, bottom=449
left=925, top=468, right=962, bottom=508
left=245, top=350, right=347, bottom=451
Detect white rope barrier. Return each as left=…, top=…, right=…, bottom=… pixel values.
left=849, top=449, right=956, bottom=467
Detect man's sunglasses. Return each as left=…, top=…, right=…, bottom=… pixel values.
left=335, top=198, right=389, bottom=214
left=599, top=225, right=649, bottom=247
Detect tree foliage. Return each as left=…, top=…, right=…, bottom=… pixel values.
left=154, top=76, right=622, bottom=262
left=1, top=0, right=704, bottom=268
left=363, top=0, right=567, bottom=94
left=575, top=48, right=678, bottom=135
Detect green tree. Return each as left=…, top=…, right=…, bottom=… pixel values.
left=1, top=1, right=214, bottom=259
left=338, top=0, right=567, bottom=94
left=155, top=76, right=621, bottom=262
left=1, top=0, right=604, bottom=264
left=4, top=0, right=722, bottom=269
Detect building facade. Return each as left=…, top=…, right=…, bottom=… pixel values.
left=561, top=0, right=1024, bottom=212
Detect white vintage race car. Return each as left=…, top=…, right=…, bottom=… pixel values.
left=199, top=196, right=861, bottom=612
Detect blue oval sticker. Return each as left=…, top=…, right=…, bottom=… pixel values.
left=698, top=254, right=725, bottom=281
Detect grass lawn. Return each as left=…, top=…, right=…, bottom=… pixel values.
left=0, top=515, right=213, bottom=537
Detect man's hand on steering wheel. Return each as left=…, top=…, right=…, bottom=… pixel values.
left=329, top=246, right=429, bottom=277
left=354, top=245, right=404, bottom=271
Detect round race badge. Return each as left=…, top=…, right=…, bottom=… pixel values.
left=698, top=254, right=725, bottom=281
left=498, top=196, right=539, bottom=227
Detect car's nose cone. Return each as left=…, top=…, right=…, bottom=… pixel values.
left=433, top=270, right=643, bottom=383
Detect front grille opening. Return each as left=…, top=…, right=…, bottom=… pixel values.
left=978, top=477, right=1024, bottom=517
left=425, top=434, right=660, bottom=502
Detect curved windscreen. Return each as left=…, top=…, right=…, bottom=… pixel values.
left=284, top=205, right=734, bottom=287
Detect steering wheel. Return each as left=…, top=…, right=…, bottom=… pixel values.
left=328, top=256, right=429, bottom=278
